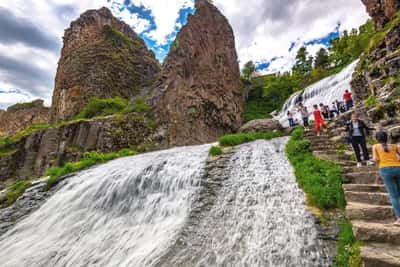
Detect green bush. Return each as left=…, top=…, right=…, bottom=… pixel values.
left=219, top=131, right=282, bottom=147
left=209, top=146, right=223, bottom=156
left=45, top=149, right=137, bottom=189
left=3, top=180, right=32, bottom=206
left=286, top=127, right=345, bottom=210
left=364, top=95, right=378, bottom=107
left=75, top=97, right=128, bottom=119
left=123, top=98, right=151, bottom=114
left=334, top=219, right=361, bottom=267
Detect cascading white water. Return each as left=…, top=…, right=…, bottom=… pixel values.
left=0, top=144, right=211, bottom=267
left=0, top=139, right=330, bottom=267
left=277, top=60, right=358, bottom=126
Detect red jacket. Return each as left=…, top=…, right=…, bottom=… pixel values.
left=313, top=110, right=323, bottom=122
left=343, top=92, right=352, bottom=101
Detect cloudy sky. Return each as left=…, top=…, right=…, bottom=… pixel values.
left=0, top=0, right=369, bottom=109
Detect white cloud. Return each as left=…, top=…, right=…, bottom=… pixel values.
left=214, top=0, right=369, bottom=72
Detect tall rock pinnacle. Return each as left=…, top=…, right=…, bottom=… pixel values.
left=152, top=0, right=244, bottom=146
left=50, top=7, right=160, bottom=123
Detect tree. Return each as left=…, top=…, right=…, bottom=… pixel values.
left=314, top=48, right=329, bottom=69
left=293, top=46, right=312, bottom=74
left=242, top=61, right=256, bottom=81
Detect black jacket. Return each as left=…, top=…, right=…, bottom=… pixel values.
left=345, top=120, right=374, bottom=138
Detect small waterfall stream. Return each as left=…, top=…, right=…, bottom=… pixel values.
left=0, top=139, right=330, bottom=267
left=276, top=60, right=358, bottom=126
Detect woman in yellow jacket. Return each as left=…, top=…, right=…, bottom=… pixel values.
left=372, top=131, right=400, bottom=226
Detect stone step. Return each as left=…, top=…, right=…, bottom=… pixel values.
left=344, top=191, right=391, bottom=205
left=313, top=151, right=351, bottom=162
left=353, top=221, right=400, bottom=245
left=346, top=202, right=394, bottom=221
left=343, top=172, right=381, bottom=184
left=361, top=243, right=400, bottom=267
left=343, top=184, right=386, bottom=193
left=343, top=165, right=378, bottom=173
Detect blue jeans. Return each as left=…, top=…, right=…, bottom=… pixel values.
left=380, top=167, right=400, bottom=218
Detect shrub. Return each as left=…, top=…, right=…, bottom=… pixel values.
left=123, top=98, right=151, bottom=114
left=334, top=219, right=361, bottom=267
left=219, top=131, right=282, bottom=147
left=286, top=127, right=345, bottom=210
left=209, top=146, right=223, bottom=156
left=45, top=149, right=137, bottom=189
left=75, top=97, right=128, bottom=119
left=364, top=95, right=378, bottom=107
left=3, top=180, right=32, bottom=206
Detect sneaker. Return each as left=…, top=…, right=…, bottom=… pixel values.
left=356, top=162, right=362, bottom=168
left=366, top=160, right=375, bottom=166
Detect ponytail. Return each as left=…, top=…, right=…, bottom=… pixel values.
left=375, top=131, right=389, bottom=153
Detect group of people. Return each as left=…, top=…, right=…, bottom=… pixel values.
left=286, top=90, right=355, bottom=136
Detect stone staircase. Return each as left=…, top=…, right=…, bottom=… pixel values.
left=304, top=129, right=400, bottom=267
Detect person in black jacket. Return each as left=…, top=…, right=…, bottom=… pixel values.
left=345, top=113, right=375, bottom=167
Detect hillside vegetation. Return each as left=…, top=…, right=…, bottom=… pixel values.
left=243, top=20, right=375, bottom=121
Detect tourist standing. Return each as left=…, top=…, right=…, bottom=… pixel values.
left=343, top=90, right=354, bottom=111
left=287, top=111, right=295, bottom=127
left=298, top=103, right=310, bottom=127
left=345, top=113, right=375, bottom=167
left=313, top=105, right=325, bottom=136
left=372, top=131, right=400, bottom=226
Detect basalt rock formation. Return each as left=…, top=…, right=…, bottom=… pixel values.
left=361, top=0, right=400, bottom=30
left=50, top=7, right=160, bottom=123
left=152, top=0, right=244, bottom=146
left=0, top=100, right=50, bottom=137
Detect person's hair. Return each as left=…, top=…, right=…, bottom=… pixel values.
left=375, top=131, right=389, bottom=152
left=351, top=112, right=359, bottom=118
left=313, top=104, right=318, bottom=109
left=345, top=90, right=349, bottom=93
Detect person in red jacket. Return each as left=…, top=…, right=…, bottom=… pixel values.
left=313, top=104, right=325, bottom=136
left=343, top=90, right=353, bottom=111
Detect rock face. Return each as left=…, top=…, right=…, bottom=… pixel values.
left=50, top=7, right=160, bottom=123
left=362, top=0, right=400, bottom=30
left=0, top=100, right=50, bottom=137
left=0, top=113, right=161, bottom=189
left=239, top=119, right=283, bottom=133
left=152, top=0, right=244, bottom=146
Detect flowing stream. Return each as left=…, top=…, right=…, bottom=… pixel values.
left=0, top=138, right=330, bottom=267
left=276, top=60, right=358, bottom=126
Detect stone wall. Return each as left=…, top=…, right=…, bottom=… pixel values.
left=0, top=100, right=50, bottom=137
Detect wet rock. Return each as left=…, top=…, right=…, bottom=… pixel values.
left=239, top=119, right=283, bottom=133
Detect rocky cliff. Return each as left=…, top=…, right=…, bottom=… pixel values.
left=362, top=0, right=400, bottom=29
left=152, top=0, right=244, bottom=146
left=0, top=113, right=161, bottom=189
left=50, top=7, right=160, bottom=123
left=0, top=100, right=50, bottom=137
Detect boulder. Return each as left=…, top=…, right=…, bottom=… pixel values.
left=239, top=119, right=283, bottom=133
left=361, top=0, right=400, bottom=30
left=152, top=0, right=244, bottom=146
left=50, top=7, right=160, bottom=123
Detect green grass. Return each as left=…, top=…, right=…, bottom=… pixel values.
left=75, top=97, right=151, bottom=119
left=364, top=95, right=378, bottom=107
left=334, top=219, right=361, bottom=267
left=219, top=131, right=282, bottom=147
left=286, top=127, right=345, bottom=210
left=45, top=149, right=137, bottom=189
left=209, top=146, right=223, bottom=156
left=3, top=180, right=32, bottom=206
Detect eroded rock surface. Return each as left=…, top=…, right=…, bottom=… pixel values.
left=0, top=100, right=50, bottom=137
left=50, top=7, right=160, bottom=122
left=362, top=0, right=400, bottom=29
left=239, top=119, right=283, bottom=133
left=152, top=0, right=244, bottom=146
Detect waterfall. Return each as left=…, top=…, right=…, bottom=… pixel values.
left=276, top=60, right=358, bottom=126
left=0, top=139, right=330, bottom=267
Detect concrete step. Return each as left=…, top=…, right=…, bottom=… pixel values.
left=346, top=202, right=394, bottom=221
left=343, top=184, right=387, bottom=193
left=353, top=221, right=400, bottom=245
left=345, top=191, right=391, bottom=205
left=361, top=243, right=400, bottom=267
left=343, top=172, right=381, bottom=184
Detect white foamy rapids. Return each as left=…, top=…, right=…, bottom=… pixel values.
left=0, top=144, right=211, bottom=267
left=276, top=60, right=358, bottom=127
